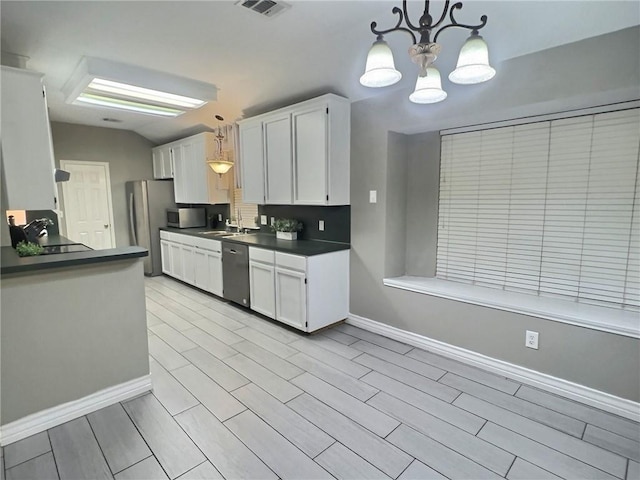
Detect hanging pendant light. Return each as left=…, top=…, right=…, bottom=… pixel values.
left=409, top=67, right=447, bottom=104
left=448, top=32, right=496, bottom=85
left=207, top=114, right=234, bottom=176
left=359, top=35, right=402, bottom=88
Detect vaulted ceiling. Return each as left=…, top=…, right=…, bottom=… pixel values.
left=2, top=1, right=638, bottom=144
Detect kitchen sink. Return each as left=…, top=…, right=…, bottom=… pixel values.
left=198, top=231, right=252, bottom=238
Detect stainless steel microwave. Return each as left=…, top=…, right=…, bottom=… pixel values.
left=166, top=208, right=206, bottom=228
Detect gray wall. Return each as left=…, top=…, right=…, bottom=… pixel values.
left=50, top=122, right=154, bottom=247
left=350, top=27, right=640, bottom=401
left=1, top=259, right=149, bottom=425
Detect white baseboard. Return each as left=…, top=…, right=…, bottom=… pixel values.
left=347, top=313, right=640, bottom=422
left=1, top=375, right=152, bottom=446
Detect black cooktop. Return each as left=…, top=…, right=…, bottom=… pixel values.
left=40, top=243, right=94, bottom=255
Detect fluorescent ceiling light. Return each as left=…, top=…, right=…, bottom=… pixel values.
left=76, top=94, right=184, bottom=117
left=87, top=79, right=207, bottom=109
left=63, top=57, right=217, bottom=117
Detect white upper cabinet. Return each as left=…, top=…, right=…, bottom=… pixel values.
left=1, top=66, right=57, bottom=210
left=239, top=120, right=266, bottom=204
left=264, top=113, right=293, bottom=204
left=152, top=144, right=173, bottom=179
left=238, top=94, right=350, bottom=206
left=156, top=132, right=230, bottom=205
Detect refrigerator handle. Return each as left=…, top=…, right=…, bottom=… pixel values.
left=129, top=192, right=138, bottom=246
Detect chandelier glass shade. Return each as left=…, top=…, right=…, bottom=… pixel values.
left=448, top=33, right=496, bottom=84
left=360, top=0, right=496, bottom=104
left=360, top=36, right=402, bottom=87
left=409, top=67, right=447, bottom=104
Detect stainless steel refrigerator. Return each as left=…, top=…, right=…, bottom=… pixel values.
left=126, top=180, right=175, bottom=276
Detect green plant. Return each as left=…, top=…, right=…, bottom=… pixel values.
left=270, top=218, right=303, bottom=233
left=15, top=241, right=44, bottom=257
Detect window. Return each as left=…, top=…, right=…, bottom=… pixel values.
left=231, top=187, right=259, bottom=228
left=437, top=108, right=640, bottom=311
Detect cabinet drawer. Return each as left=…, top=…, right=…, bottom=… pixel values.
left=250, top=247, right=275, bottom=264
left=160, top=230, right=170, bottom=240
left=191, top=237, right=221, bottom=252
left=275, top=251, right=306, bottom=271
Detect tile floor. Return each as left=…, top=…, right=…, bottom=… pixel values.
left=2, top=275, right=639, bottom=480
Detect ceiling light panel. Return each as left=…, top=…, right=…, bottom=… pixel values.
left=63, top=57, right=217, bottom=117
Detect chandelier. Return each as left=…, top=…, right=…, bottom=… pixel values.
left=360, top=0, right=496, bottom=104
left=207, top=115, right=234, bottom=176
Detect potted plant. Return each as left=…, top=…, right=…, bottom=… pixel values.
left=271, top=218, right=303, bottom=240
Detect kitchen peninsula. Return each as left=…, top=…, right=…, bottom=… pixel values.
left=1, top=244, right=151, bottom=445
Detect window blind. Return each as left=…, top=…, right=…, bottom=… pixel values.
left=437, top=108, right=640, bottom=311
left=232, top=187, right=259, bottom=227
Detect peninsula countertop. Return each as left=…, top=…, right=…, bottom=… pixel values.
left=1, top=235, right=148, bottom=275
left=161, top=228, right=350, bottom=256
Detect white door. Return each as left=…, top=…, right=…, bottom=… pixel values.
left=207, top=252, right=223, bottom=297
left=181, top=244, right=196, bottom=284
left=60, top=160, right=115, bottom=249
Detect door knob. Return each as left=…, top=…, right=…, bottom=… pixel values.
left=104, top=224, right=109, bottom=228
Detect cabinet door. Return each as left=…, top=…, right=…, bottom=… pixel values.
left=250, top=261, right=276, bottom=318
left=161, top=240, right=172, bottom=275
left=153, top=145, right=174, bottom=179
left=169, top=242, right=183, bottom=280
left=172, top=144, right=189, bottom=204
left=181, top=244, right=196, bottom=285
left=239, top=121, right=266, bottom=204
left=207, top=252, right=223, bottom=297
left=275, top=267, right=307, bottom=329
left=194, top=249, right=209, bottom=291
left=1, top=67, right=57, bottom=210
left=293, top=106, right=328, bottom=205
left=187, top=138, right=210, bottom=204
left=264, top=114, right=292, bottom=204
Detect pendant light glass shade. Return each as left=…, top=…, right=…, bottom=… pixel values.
left=409, top=67, right=447, bottom=104
left=208, top=160, right=233, bottom=175
left=359, top=36, right=402, bottom=88
left=448, top=33, right=496, bottom=85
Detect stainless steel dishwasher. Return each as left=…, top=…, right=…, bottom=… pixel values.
left=222, top=241, right=250, bottom=307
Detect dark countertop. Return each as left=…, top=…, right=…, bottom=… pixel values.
left=1, top=234, right=148, bottom=276
left=162, top=227, right=350, bottom=256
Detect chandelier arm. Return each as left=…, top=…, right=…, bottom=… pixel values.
left=433, top=13, right=487, bottom=43
left=402, top=0, right=421, bottom=32
left=371, top=16, right=418, bottom=45
left=431, top=0, right=450, bottom=28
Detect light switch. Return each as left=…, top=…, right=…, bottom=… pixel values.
left=369, top=190, right=377, bottom=203
left=218, top=214, right=223, bottom=221
left=261, top=215, right=267, bottom=225
left=319, top=220, right=325, bottom=231
left=270, top=217, right=275, bottom=226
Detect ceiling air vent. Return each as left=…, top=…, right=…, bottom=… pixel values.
left=236, top=0, right=290, bottom=18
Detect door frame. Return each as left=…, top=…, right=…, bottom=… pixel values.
left=59, top=160, right=117, bottom=248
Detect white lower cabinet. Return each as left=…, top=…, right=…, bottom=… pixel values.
left=181, top=245, right=196, bottom=285
left=160, top=240, right=171, bottom=274
left=160, top=231, right=222, bottom=297
left=249, top=247, right=349, bottom=332
left=249, top=248, right=276, bottom=318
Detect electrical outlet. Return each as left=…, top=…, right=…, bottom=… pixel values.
left=218, top=214, right=223, bottom=221
left=525, top=330, right=539, bottom=349
left=261, top=215, right=267, bottom=225
left=369, top=190, right=377, bottom=203
left=319, top=220, right=325, bottom=231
